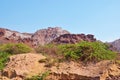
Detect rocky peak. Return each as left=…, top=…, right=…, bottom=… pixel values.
left=32, top=27, right=70, bottom=46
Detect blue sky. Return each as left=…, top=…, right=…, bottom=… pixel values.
left=0, top=0, right=120, bottom=42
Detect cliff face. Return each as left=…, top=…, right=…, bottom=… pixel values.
left=32, top=27, right=70, bottom=46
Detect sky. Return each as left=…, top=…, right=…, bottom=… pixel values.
left=0, top=0, right=120, bottom=42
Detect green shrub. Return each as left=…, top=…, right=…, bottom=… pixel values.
left=58, top=44, right=81, bottom=60
left=60, top=41, right=116, bottom=62
left=77, top=41, right=117, bottom=62
left=0, top=43, right=32, bottom=54
left=0, top=52, right=11, bottom=70
left=36, top=41, right=117, bottom=62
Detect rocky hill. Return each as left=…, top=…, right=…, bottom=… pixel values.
left=0, top=27, right=120, bottom=80
left=0, top=27, right=97, bottom=47
left=109, top=39, right=120, bottom=52
left=0, top=28, right=33, bottom=46
left=0, top=27, right=69, bottom=46
left=32, top=27, right=70, bottom=46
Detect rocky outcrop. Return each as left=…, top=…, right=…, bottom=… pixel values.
left=32, top=27, right=70, bottom=46
left=0, top=28, right=33, bottom=46
left=52, top=34, right=96, bottom=44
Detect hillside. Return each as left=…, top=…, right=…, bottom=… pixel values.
left=0, top=27, right=120, bottom=80
left=0, top=53, right=120, bottom=80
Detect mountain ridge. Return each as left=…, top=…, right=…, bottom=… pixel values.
left=0, top=27, right=97, bottom=47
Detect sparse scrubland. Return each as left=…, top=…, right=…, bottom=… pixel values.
left=0, top=43, right=32, bottom=54
left=36, top=41, right=117, bottom=62
left=0, top=41, right=119, bottom=80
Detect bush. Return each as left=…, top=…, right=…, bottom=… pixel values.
left=58, top=44, right=81, bottom=60
left=77, top=41, right=117, bottom=62
left=36, top=41, right=117, bottom=62
left=0, top=43, right=32, bottom=54
left=0, top=52, right=11, bottom=70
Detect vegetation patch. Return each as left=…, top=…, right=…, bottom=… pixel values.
left=0, top=43, right=32, bottom=70
left=0, top=52, right=11, bottom=70
left=0, top=43, right=32, bottom=54
left=36, top=41, right=117, bottom=62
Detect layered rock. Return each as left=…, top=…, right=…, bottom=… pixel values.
left=32, top=27, right=70, bottom=46
left=52, top=34, right=96, bottom=44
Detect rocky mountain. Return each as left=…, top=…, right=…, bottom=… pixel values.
left=52, top=34, right=96, bottom=44
left=32, top=27, right=70, bottom=46
left=109, top=39, right=120, bottom=52
left=0, top=27, right=97, bottom=47
left=1, top=27, right=120, bottom=80
left=0, top=27, right=69, bottom=46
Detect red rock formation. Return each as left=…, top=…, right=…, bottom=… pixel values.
left=32, top=27, right=70, bottom=46
left=0, top=27, right=70, bottom=47
left=52, top=34, right=96, bottom=44
left=0, top=28, right=33, bottom=46
left=0, top=27, right=96, bottom=47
